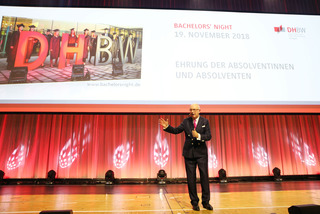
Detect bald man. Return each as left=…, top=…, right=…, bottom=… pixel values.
left=159, top=104, right=213, bottom=211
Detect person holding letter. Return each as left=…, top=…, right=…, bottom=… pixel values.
left=89, top=30, right=97, bottom=63
left=83, top=28, right=90, bottom=63
left=7, top=23, right=24, bottom=69
left=66, top=28, right=77, bottom=66
left=159, top=104, right=213, bottom=211
left=25, top=25, right=38, bottom=63
left=50, top=29, right=61, bottom=67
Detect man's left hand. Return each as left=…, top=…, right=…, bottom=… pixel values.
left=192, top=129, right=199, bottom=138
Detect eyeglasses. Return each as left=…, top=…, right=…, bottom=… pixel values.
left=190, top=109, right=200, bottom=111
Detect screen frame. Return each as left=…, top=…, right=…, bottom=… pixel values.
left=1, top=103, right=320, bottom=113
left=1, top=6, right=320, bottom=113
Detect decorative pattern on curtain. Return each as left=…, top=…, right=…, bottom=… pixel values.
left=0, top=113, right=319, bottom=178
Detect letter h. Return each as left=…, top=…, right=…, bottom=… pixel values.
left=58, top=34, right=84, bottom=69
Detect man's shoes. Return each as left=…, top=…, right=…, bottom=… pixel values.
left=202, top=203, right=213, bottom=210
left=192, top=204, right=200, bottom=211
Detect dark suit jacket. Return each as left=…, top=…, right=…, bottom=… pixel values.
left=164, top=116, right=211, bottom=158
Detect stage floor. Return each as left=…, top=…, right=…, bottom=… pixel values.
left=1, top=181, right=320, bottom=214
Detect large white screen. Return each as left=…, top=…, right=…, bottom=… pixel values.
left=0, top=6, right=320, bottom=112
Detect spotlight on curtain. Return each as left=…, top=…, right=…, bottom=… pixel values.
left=272, top=167, right=282, bottom=182
left=47, top=170, right=56, bottom=184
left=218, top=168, right=227, bottom=183
left=0, top=170, right=5, bottom=184
left=105, top=170, right=115, bottom=185
left=157, top=169, right=167, bottom=185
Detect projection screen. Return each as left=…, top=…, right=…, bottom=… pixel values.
left=0, top=6, right=320, bottom=113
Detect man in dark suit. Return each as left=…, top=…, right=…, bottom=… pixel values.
left=159, top=104, right=213, bottom=211
left=44, top=29, right=52, bottom=56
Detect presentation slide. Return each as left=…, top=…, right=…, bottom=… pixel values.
left=0, top=6, right=319, bottom=113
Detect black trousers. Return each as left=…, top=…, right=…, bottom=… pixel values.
left=184, top=156, right=210, bottom=205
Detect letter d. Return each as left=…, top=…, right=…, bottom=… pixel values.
left=14, top=31, right=48, bottom=71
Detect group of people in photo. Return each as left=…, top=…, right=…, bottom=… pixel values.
left=5, top=23, right=137, bottom=70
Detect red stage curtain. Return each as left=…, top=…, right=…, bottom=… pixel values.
left=0, top=113, right=319, bottom=179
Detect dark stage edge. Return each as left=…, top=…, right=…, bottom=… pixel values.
left=1, top=174, right=320, bottom=185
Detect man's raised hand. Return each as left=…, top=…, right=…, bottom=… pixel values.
left=159, top=118, right=169, bottom=128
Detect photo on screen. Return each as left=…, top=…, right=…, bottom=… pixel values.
left=0, top=16, right=143, bottom=84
